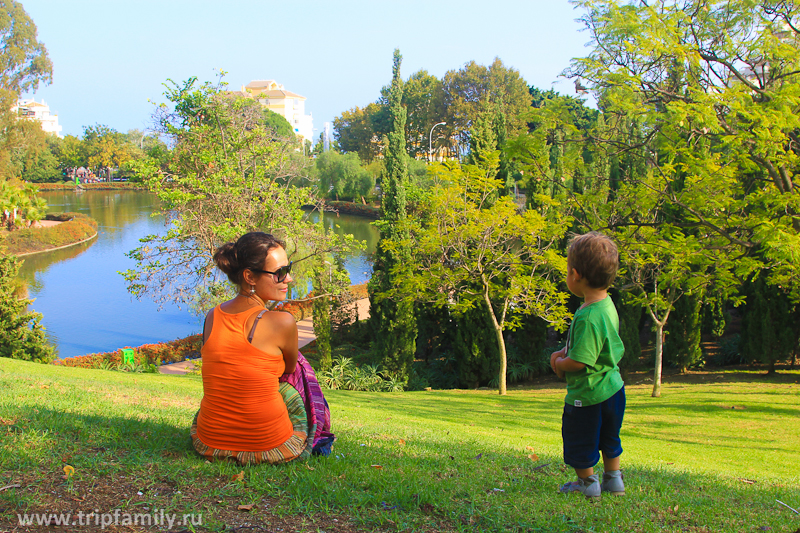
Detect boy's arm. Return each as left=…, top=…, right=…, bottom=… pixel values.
left=555, top=356, right=587, bottom=375
left=550, top=346, right=567, bottom=375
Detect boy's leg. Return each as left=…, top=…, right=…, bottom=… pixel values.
left=560, top=403, right=601, bottom=499
left=601, top=452, right=620, bottom=472
left=599, top=386, right=626, bottom=495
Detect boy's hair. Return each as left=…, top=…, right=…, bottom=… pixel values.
left=567, top=231, right=619, bottom=289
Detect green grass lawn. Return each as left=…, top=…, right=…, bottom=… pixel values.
left=1, top=358, right=799, bottom=532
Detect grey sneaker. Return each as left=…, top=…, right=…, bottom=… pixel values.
left=559, top=474, right=601, bottom=500
left=602, top=470, right=625, bottom=495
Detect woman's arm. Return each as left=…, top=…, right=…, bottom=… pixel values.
left=202, top=309, right=214, bottom=344
left=274, top=312, right=299, bottom=374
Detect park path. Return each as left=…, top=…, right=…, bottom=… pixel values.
left=159, top=298, right=370, bottom=375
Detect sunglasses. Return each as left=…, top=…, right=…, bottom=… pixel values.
left=250, top=261, right=292, bottom=283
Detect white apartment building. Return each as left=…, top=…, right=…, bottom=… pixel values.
left=236, top=80, right=313, bottom=143
left=14, top=98, right=63, bottom=137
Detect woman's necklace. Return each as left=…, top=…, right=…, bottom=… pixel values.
left=239, top=291, right=266, bottom=308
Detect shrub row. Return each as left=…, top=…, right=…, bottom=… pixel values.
left=324, top=200, right=380, bottom=219
left=55, top=334, right=203, bottom=369
left=2, top=212, right=98, bottom=255
left=35, top=182, right=144, bottom=191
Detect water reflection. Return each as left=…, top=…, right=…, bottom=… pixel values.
left=305, top=209, right=378, bottom=286
left=18, top=191, right=378, bottom=359
left=19, top=191, right=201, bottom=359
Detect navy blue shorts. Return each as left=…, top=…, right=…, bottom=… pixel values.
left=562, top=385, right=625, bottom=469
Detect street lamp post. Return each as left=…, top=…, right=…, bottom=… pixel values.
left=429, top=122, right=446, bottom=163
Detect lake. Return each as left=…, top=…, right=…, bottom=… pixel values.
left=18, top=190, right=378, bottom=358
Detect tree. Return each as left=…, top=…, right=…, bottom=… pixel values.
left=384, top=69, right=446, bottom=159
left=333, top=103, right=384, bottom=163
left=82, top=124, right=135, bottom=177
left=122, top=75, right=356, bottom=311
left=567, top=0, right=800, bottom=301
left=616, top=221, right=737, bottom=396
left=0, top=250, right=53, bottom=362
left=261, top=109, right=294, bottom=138
left=442, top=58, right=532, bottom=159
left=741, top=275, right=800, bottom=374
left=664, top=290, right=704, bottom=372
left=315, top=150, right=375, bottom=202
left=0, top=0, right=52, bottom=93
left=0, top=0, right=54, bottom=180
left=0, top=180, right=45, bottom=229
left=367, top=50, right=417, bottom=382
left=54, top=134, right=85, bottom=171
left=5, top=113, right=60, bottom=182
left=388, top=154, right=570, bottom=394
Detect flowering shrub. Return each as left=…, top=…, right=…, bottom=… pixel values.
left=273, top=299, right=312, bottom=321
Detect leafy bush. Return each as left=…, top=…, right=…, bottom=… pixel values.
left=0, top=253, right=55, bottom=363
left=409, top=353, right=460, bottom=391
left=709, top=334, right=746, bottom=366
left=318, top=356, right=404, bottom=392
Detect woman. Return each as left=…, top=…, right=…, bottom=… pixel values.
left=190, top=232, right=333, bottom=465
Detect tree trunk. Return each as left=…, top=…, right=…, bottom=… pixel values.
left=480, top=278, right=507, bottom=395
left=652, top=322, right=664, bottom=398
left=494, top=321, right=507, bottom=395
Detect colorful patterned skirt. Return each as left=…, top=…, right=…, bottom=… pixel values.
left=190, top=353, right=334, bottom=465
left=190, top=382, right=315, bottom=465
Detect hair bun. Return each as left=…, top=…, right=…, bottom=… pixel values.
left=213, top=242, right=239, bottom=275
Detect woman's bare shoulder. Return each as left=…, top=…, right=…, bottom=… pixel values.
left=262, top=309, right=297, bottom=331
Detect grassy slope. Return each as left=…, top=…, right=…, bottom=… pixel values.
left=1, top=358, right=798, bottom=532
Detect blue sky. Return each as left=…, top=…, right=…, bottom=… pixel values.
left=20, top=0, right=592, bottom=139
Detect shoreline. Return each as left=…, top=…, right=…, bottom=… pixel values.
left=14, top=230, right=98, bottom=257
left=1, top=213, right=99, bottom=256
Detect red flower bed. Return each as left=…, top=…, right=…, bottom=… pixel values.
left=54, top=334, right=202, bottom=369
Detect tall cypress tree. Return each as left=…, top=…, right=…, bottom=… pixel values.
left=0, top=252, right=54, bottom=363
left=367, top=49, right=417, bottom=381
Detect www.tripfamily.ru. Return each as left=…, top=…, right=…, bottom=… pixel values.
left=17, top=508, right=202, bottom=529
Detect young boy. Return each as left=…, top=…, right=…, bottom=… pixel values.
left=550, top=231, right=626, bottom=500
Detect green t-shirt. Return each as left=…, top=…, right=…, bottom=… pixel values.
left=564, top=296, right=625, bottom=407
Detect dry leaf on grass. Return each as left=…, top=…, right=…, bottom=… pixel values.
left=528, top=454, right=539, bottom=461
left=398, top=439, right=406, bottom=446
left=237, top=504, right=253, bottom=512
left=231, top=471, right=244, bottom=482
left=526, top=446, right=535, bottom=452
left=370, top=464, right=383, bottom=469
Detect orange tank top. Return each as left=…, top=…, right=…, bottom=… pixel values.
left=196, top=306, right=293, bottom=451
